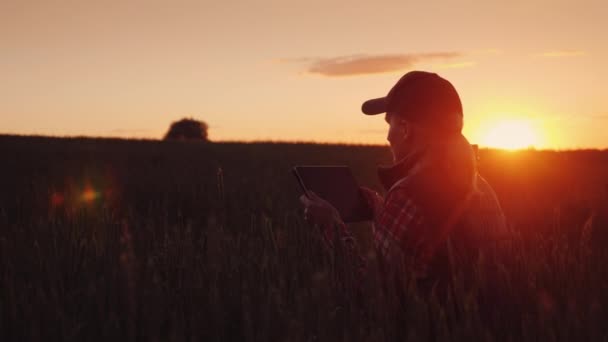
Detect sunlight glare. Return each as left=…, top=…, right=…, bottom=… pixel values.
left=482, top=119, right=540, bottom=150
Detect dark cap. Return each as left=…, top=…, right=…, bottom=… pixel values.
left=361, top=71, right=463, bottom=132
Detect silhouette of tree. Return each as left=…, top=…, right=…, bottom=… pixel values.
left=164, top=118, right=209, bottom=141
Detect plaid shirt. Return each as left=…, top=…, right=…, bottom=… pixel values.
left=331, top=184, right=428, bottom=282
left=329, top=145, right=506, bottom=286
left=372, top=183, right=429, bottom=277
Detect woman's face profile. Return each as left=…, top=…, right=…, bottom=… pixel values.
left=385, top=112, right=414, bottom=162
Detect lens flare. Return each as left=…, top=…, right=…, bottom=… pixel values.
left=82, top=185, right=99, bottom=203
left=51, top=192, right=64, bottom=207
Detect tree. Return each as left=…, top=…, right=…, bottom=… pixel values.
left=163, top=118, right=209, bottom=142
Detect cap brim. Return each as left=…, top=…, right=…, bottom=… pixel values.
left=361, top=97, right=388, bottom=115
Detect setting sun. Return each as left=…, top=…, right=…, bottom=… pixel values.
left=481, top=120, right=541, bottom=150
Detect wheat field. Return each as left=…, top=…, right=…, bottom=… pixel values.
left=1, top=135, right=607, bottom=341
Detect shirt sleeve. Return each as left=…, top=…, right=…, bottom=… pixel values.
left=373, top=186, right=427, bottom=276
left=321, top=187, right=426, bottom=283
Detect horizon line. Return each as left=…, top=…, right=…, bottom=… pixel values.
left=2, top=133, right=608, bottom=152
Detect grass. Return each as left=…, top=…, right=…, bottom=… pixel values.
left=0, top=135, right=607, bottom=341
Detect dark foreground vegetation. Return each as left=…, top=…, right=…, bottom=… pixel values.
left=1, top=135, right=607, bottom=341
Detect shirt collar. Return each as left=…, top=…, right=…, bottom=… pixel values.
left=377, top=147, right=426, bottom=191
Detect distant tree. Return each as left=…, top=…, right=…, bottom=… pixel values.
left=164, top=118, right=209, bottom=141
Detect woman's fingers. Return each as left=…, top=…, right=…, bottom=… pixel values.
left=303, top=207, right=311, bottom=222
left=359, top=187, right=371, bottom=201
left=300, top=194, right=320, bottom=222
left=359, top=186, right=375, bottom=199
left=307, top=190, right=322, bottom=201
left=300, top=194, right=312, bottom=206
left=300, top=191, right=341, bottom=227
left=301, top=192, right=328, bottom=209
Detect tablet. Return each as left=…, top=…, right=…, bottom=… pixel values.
left=293, top=165, right=373, bottom=223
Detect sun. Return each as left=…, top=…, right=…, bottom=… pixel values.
left=481, top=120, right=540, bottom=150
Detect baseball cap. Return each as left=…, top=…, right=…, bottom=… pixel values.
left=361, top=71, right=463, bottom=133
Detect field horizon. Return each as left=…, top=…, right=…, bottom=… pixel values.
left=3, top=133, right=608, bottom=153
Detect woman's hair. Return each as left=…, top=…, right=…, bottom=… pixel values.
left=430, top=132, right=477, bottom=193
left=408, top=130, right=479, bottom=219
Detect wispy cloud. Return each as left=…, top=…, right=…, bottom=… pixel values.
left=584, top=113, right=608, bottom=120
left=435, top=61, right=476, bottom=70
left=552, top=112, right=608, bottom=122
left=535, top=50, right=587, bottom=58
left=280, top=52, right=463, bottom=77
left=471, top=48, right=502, bottom=55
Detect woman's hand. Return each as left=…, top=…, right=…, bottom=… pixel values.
left=299, top=191, right=345, bottom=242
left=359, top=186, right=384, bottom=219
left=299, top=191, right=342, bottom=228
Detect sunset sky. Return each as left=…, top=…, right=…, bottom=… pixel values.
left=2, top=0, right=607, bottom=149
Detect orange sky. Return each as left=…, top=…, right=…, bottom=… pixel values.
left=1, top=0, right=607, bottom=149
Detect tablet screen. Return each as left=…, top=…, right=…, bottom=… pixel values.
left=293, top=165, right=373, bottom=223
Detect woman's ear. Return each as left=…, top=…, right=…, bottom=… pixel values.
left=400, top=120, right=409, bottom=139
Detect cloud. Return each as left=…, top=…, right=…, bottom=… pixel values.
left=535, top=50, right=587, bottom=58
left=584, top=113, right=608, bottom=120
left=435, top=61, right=476, bottom=69
left=471, top=48, right=502, bottom=55
left=552, top=112, right=608, bottom=122
left=282, top=52, right=463, bottom=77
